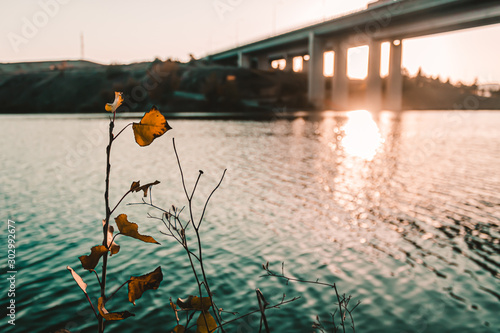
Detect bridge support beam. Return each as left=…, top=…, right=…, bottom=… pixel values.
left=366, top=40, right=382, bottom=111
left=257, top=56, right=269, bottom=70
left=308, top=32, right=325, bottom=109
left=238, top=52, right=251, bottom=68
left=331, top=43, right=349, bottom=110
left=285, top=54, right=295, bottom=72
left=386, top=40, right=403, bottom=111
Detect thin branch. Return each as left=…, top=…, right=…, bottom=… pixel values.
left=256, top=289, right=270, bottom=333
left=261, top=267, right=336, bottom=288
left=197, top=169, right=226, bottom=230
left=91, top=269, right=102, bottom=288
left=109, top=233, right=122, bottom=248
left=190, top=171, right=203, bottom=201
left=110, top=190, right=132, bottom=216
left=173, top=138, right=190, bottom=199
left=106, top=279, right=131, bottom=303
left=262, top=263, right=359, bottom=333
left=84, top=292, right=99, bottom=320
left=113, top=123, right=132, bottom=140
left=215, top=296, right=301, bottom=330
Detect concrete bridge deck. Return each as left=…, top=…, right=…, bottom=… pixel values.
left=204, top=0, right=500, bottom=110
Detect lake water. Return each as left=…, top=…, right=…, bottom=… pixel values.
left=1, top=110, right=499, bottom=333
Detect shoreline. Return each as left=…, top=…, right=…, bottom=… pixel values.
left=0, top=109, right=499, bottom=121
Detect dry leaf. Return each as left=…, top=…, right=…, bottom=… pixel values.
left=130, top=181, right=140, bottom=192
left=128, top=266, right=163, bottom=305
left=67, top=266, right=87, bottom=293
left=130, top=180, right=160, bottom=197
left=172, top=325, right=185, bottom=333
left=105, top=91, right=123, bottom=112
left=97, top=297, right=135, bottom=321
left=177, top=296, right=212, bottom=311
left=114, top=214, right=160, bottom=244
left=79, top=245, right=109, bottom=270
left=196, top=311, right=217, bottom=333
left=103, top=219, right=120, bottom=256
left=132, top=106, right=172, bottom=146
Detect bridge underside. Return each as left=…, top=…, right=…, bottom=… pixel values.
left=205, top=0, right=500, bottom=111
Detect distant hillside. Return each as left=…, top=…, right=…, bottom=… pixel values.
left=0, top=59, right=499, bottom=113
left=0, top=59, right=308, bottom=113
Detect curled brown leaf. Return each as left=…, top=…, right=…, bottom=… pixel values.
left=128, top=266, right=163, bottom=305
left=79, top=245, right=109, bottom=270
left=114, top=214, right=160, bottom=244
left=97, top=297, right=135, bottom=321
left=130, top=180, right=161, bottom=197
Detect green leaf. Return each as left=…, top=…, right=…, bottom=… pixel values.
left=115, top=214, right=160, bottom=244
left=128, top=266, right=163, bottom=305
left=78, top=245, right=108, bottom=270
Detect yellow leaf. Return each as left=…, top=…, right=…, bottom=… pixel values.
left=132, top=106, right=172, bottom=146
left=79, top=245, right=109, bottom=270
left=103, top=219, right=120, bottom=256
left=192, top=297, right=213, bottom=311
left=128, top=266, right=163, bottom=305
left=97, top=297, right=135, bottom=321
left=115, top=214, right=160, bottom=244
left=196, top=311, right=217, bottom=333
left=172, top=325, right=185, bottom=333
left=105, top=91, right=123, bottom=112
left=67, top=266, right=87, bottom=294
left=176, top=296, right=212, bottom=311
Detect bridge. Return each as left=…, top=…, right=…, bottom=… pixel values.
left=204, top=0, right=500, bottom=111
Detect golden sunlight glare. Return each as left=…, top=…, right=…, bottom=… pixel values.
left=341, top=110, right=383, bottom=161
left=293, top=56, right=303, bottom=72
left=324, top=51, right=334, bottom=77
left=347, top=45, right=369, bottom=79
left=271, top=59, right=286, bottom=70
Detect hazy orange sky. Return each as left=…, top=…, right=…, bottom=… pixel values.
left=1, top=0, right=499, bottom=84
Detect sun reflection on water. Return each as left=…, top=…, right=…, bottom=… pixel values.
left=341, top=110, right=383, bottom=161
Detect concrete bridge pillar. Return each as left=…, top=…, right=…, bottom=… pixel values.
left=366, top=39, right=382, bottom=111
left=331, top=42, right=349, bottom=110
left=257, top=56, right=269, bottom=70
left=285, top=54, right=295, bottom=72
left=386, top=40, right=403, bottom=111
left=238, top=52, right=251, bottom=68
left=302, top=55, right=310, bottom=73
left=308, top=32, right=326, bottom=109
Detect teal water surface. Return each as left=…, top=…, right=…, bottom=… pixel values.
left=1, top=110, right=499, bottom=332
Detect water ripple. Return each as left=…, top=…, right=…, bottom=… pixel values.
left=1, top=111, right=499, bottom=332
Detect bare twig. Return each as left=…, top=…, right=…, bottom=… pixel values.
left=262, top=263, right=359, bottom=333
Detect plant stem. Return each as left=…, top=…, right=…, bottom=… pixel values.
left=99, top=118, right=114, bottom=333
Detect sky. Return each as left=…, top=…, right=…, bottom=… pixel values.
left=1, top=0, right=500, bottom=84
